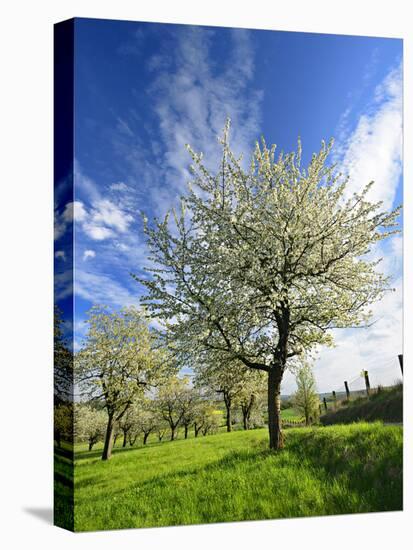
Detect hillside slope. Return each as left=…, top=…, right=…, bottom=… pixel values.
left=69, top=423, right=402, bottom=531
left=320, top=385, right=403, bottom=426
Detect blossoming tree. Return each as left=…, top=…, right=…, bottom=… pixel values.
left=75, top=306, right=171, bottom=459
left=138, top=121, right=400, bottom=450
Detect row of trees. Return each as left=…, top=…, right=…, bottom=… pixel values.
left=62, top=306, right=269, bottom=459
left=55, top=370, right=268, bottom=456
left=73, top=389, right=221, bottom=452
left=54, top=302, right=320, bottom=457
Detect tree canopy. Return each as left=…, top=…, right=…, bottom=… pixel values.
left=75, top=305, right=171, bottom=459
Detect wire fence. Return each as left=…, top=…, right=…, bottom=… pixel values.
left=318, top=354, right=403, bottom=415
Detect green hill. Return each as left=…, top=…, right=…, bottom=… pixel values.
left=320, top=385, right=403, bottom=426
left=61, top=422, right=403, bottom=531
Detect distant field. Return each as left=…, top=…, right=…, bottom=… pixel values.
left=280, top=407, right=304, bottom=422
left=64, top=422, right=402, bottom=531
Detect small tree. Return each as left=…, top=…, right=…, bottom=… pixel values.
left=54, top=403, right=73, bottom=448
left=180, top=388, right=203, bottom=439
left=74, top=404, right=107, bottom=451
left=137, top=403, right=158, bottom=445
left=151, top=409, right=169, bottom=441
left=54, top=306, right=73, bottom=406
left=201, top=408, right=221, bottom=436
left=235, top=370, right=266, bottom=430
left=195, top=357, right=249, bottom=433
left=157, top=376, right=193, bottom=441
left=75, top=305, right=170, bottom=460
left=193, top=401, right=220, bottom=437
left=118, top=404, right=140, bottom=447
left=292, top=362, right=320, bottom=425
left=138, top=121, right=400, bottom=450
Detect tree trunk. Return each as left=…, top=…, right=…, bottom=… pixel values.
left=170, top=426, right=176, bottom=441
left=143, top=432, right=149, bottom=445
left=113, top=433, right=119, bottom=447
left=102, top=414, right=115, bottom=460
left=194, top=424, right=200, bottom=437
left=267, top=368, right=284, bottom=450
left=88, top=440, right=94, bottom=451
left=184, top=425, right=189, bottom=439
left=122, top=431, right=128, bottom=447
left=129, top=435, right=138, bottom=446
left=225, top=397, right=232, bottom=432
left=242, top=408, right=248, bottom=430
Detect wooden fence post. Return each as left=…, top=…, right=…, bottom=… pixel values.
left=364, top=370, right=370, bottom=396
left=398, top=354, right=403, bottom=375
left=332, top=390, right=337, bottom=409
left=344, top=381, right=350, bottom=400
left=323, top=397, right=327, bottom=411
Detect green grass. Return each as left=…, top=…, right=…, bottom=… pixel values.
left=66, top=422, right=402, bottom=531
left=321, top=385, right=403, bottom=425
left=54, top=443, right=74, bottom=530
left=280, top=407, right=304, bottom=422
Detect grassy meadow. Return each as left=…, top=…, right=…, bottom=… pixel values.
left=66, top=422, right=402, bottom=531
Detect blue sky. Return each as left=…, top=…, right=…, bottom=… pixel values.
left=54, top=18, right=403, bottom=393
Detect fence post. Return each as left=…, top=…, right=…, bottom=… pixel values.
left=364, top=370, right=370, bottom=396
left=323, top=397, right=327, bottom=411
left=332, top=390, right=337, bottom=409
left=319, top=403, right=322, bottom=415
left=344, top=381, right=350, bottom=400
left=398, top=354, right=403, bottom=375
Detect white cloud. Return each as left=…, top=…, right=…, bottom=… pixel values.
left=62, top=201, right=87, bottom=223
left=55, top=250, right=66, bottom=261
left=391, top=235, right=403, bottom=258
left=90, top=199, right=133, bottom=233
left=334, top=63, right=402, bottom=210
left=54, top=270, right=73, bottom=301
left=74, top=270, right=140, bottom=308
left=110, top=182, right=129, bottom=192
left=54, top=200, right=88, bottom=240
left=279, top=270, right=403, bottom=396
left=83, top=249, right=96, bottom=261
left=82, top=223, right=115, bottom=241
left=114, top=241, right=130, bottom=252
left=64, top=164, right=136, bottom=242
left=282, top=65, right=404, bottom=395
left=312, top=280, right=403, bottom=393
left=79, top=199, right=133, bottom=241
left=145, top=26, right=263, bottom=216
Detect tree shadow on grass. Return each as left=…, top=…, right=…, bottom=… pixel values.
left=75, top=438, right=192, bottom=461
left=75, top=446, right=272, bottom=500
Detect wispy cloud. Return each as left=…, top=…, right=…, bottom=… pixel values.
left=333, top=62, right=402, bottom=210
left=110, top=182, right=129, bottom=192
left=151, top=28, right=262, bottom=189
left=55, top=269, right=73, bottom=302
left=295, top=62, right=404, bottom=395
left=114, top=26, right=263, bottom=218
left=75, top=270, right=140, bottom=308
